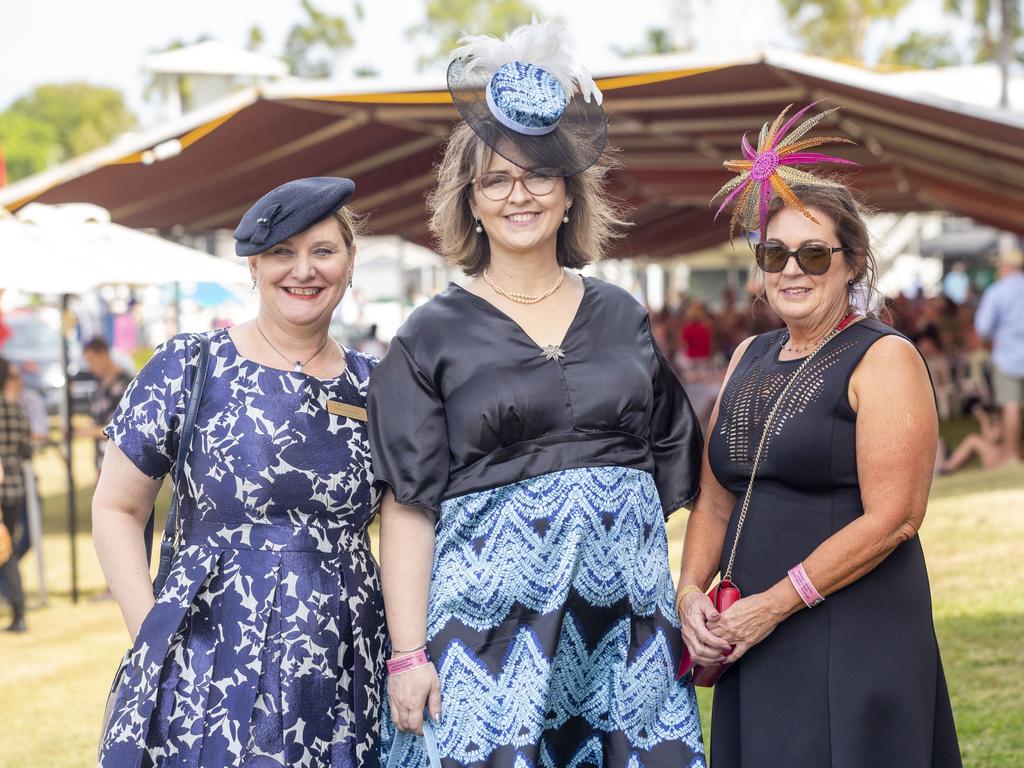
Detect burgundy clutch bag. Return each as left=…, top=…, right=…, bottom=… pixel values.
left=676, top=579, right=742, bottom=687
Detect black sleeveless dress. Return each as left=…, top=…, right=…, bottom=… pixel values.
left=707, top=318, right=961, bottom=768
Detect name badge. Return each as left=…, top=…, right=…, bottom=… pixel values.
left=327, top=400, right=367, bottom=422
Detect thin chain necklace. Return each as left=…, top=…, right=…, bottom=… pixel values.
left=256, top=321, right=332, bottom=373
left=781, top=307, right=857, bottom=353
left=483, top=268, right=564, bottom=305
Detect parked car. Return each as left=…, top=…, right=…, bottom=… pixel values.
left=1, top=312, right=95, bottom=414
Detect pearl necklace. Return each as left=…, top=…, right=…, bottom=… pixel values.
left=483, top=268, right=564, bottom=305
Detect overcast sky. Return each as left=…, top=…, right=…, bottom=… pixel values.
left=2, top=0, right=965, bottom=123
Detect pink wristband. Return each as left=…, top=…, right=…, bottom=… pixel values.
left=386, top=648, right=430, bottom=675
left=788, top=563, right=824, bottom=608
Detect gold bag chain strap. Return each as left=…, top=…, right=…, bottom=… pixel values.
left=721, top=321, right=849, bottom=583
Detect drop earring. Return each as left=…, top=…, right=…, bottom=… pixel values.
left=563, top=208, right=570, bottom=224
left=251, top=278, right=257, bottom=290
left=348, top=275, right=353, bottom=288
left=475, top=218, right=483, bottom=234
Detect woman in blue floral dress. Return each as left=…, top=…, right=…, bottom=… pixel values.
left=368, top=23, right=706, bottom=768
left=94, top=178, right=385, bottom=767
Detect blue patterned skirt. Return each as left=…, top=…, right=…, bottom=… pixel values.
left=382, top=466, right=706, bottom=768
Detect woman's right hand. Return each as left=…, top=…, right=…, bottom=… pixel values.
left=389, top=662, right=442, bottom=735
left=125, top=596, right=156, bottom=643
left=677, top=590, right=732, bottom=666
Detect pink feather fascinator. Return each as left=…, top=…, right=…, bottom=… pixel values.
left=710, top=101, right=858, bottom=240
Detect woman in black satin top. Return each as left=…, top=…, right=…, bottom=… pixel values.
left=367, top=22, right=709, bottom=768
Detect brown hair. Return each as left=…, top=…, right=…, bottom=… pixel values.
left=427, top=122, right=628, bottom=275
left=83, top=336, right=111, bottom=354
left=763, top=184, right=884, bottom=317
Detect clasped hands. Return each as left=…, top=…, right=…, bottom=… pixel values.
left=677, top=589, right=785, bottom=666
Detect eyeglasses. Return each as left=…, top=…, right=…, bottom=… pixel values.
left=472, top=171, right=558, bottom=201
left=754, top=242, right=847, bottom=276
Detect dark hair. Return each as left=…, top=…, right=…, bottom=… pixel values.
left=83, top=336, right=111, bottom=354
left=763, top=184, right=884, bottom=317
left=0, top=357, right=9, bottom=390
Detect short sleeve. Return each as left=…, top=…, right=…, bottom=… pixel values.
left=104, top=336, right=192, bottom=479
left=647, top=321, right=704, bottom=516
left=367, top=337, right=450, bottom=514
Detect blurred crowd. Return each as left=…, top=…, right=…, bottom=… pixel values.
left=648, top=262, right=1021, bottom=475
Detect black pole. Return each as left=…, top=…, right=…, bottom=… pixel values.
left=61, top=293, right=79, bottom=604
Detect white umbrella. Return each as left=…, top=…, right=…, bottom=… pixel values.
left=4, top=203, right=248, bottom=291
left=0, top=216, right=97, bottom=293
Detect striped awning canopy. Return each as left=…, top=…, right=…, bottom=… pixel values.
left=2, top=50, right=1021, bottom=259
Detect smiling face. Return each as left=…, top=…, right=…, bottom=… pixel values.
left=762, top=205, right=856, bottom=328
left=469, top=153, right=570, bottom=260
left=249, top=215, right=354, bottom=331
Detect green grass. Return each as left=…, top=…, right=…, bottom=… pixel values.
left=1, top=446, right=1022, bottom=766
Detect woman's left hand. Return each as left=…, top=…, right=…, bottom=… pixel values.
left=706, top=591, right=784, bottom=663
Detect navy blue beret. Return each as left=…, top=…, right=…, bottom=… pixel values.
left=233, top=176, right=355, bottom=257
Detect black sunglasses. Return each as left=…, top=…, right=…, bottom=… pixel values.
left=754, top=242, right=847, bottom=276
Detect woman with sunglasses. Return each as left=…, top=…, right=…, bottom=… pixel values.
left=675, top=141, right=962, bottom=765
left=369, top=21, right=706, bottom=768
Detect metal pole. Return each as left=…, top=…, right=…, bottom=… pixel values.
left=23, top=464, right=46, bottom=606
left=173, top=281, right=182, bottom=335
left=60, top=293, right=78, bottom=604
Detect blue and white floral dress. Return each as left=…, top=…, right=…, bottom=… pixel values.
left=368, top=278, right=707, bottom=768
left=99, top=329, right=386, bottom=768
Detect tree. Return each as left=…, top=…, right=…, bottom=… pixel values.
left=0, top=111, right=59, bottom=182
left=7, top=83, right=136, bottom=163
left=779, top=0, right=911, bottom=63
left=613, top=27, right=689, bottom=58
left=246, top=24, right=266, bottom=52
left=880, top=31, right=962, bottom=68
left=284, top=0, right=358, bottom=78
left=408, top=0, right=538, bottom=68
left=947, top=0, right=1021, bottom=106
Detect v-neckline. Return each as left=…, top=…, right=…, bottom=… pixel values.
left=450, top=275, right=593, bottom=353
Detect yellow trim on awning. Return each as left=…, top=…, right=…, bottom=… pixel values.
left=305, top=64, right=726, bottom=105
left=111, top=108, right=243, bottom=165
left=311, top=90, right=454, bottom=104
left=597, top=65, right=727, bottom=91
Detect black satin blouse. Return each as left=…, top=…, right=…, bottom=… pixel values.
left=367, top=277, right=703, bottom=516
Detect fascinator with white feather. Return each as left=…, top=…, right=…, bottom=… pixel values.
left=448, top=18, right=608, bottom=176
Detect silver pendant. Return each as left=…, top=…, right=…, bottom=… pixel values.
left=293, top=362, right=303, bottom=372
left=541, top=345, right=565, bottom=361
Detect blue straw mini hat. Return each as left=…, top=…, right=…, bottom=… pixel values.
left=233, top=177, right=354, bottom=257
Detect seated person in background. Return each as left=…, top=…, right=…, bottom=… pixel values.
left=941, top=398, right=1009, bottom=473
left=916, top=334, right=954, bottom=421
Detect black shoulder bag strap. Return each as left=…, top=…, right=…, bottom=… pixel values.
left=144, top=333, right=211, bottom=596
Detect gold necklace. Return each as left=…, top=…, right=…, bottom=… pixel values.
left=256, top=322, right=332, bottom=373
left=483, top=268, right=564, bottom=305
left=782, top=307, right=856, bottom=353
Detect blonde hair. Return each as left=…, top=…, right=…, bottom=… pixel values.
left=331, top=207, right=366, bottom=250
left=427, top=122, right=628, bottom=275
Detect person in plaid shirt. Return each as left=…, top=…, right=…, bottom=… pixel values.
left=0, top=356, right=31, bottom=632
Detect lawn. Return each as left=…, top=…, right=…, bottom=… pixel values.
left=0, top=438, right=1021, bottom=767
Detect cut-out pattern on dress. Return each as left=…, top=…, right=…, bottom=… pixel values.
left=717, top=338, right=859, bottom=468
